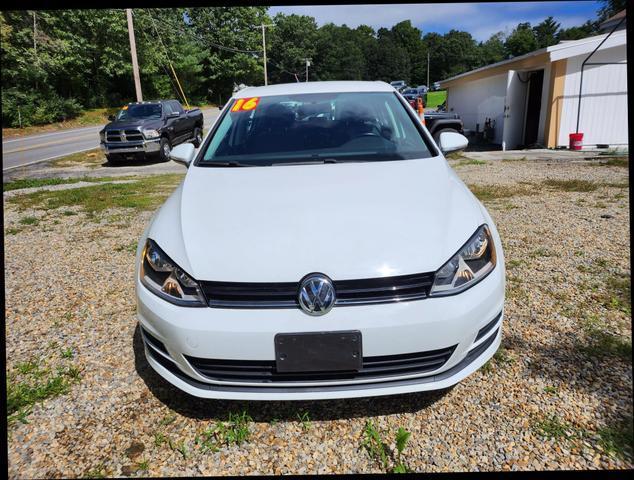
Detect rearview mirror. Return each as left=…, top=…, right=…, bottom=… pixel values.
left=439, top=131, right=468, bottom=154
left=169, top=143, right=196, bottom=167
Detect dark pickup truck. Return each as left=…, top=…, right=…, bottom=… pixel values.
left=402, top=94, right=464, bottom=144
left=99, top=99, right=203, bottom=164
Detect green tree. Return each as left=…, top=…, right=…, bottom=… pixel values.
left=557, top=20, right=599, bottom=41
left=389, top=20, right=427, bottom=85
left=478, top=31, right=508, bottom=66
left=597, top=0, right=626, bottom=21
left=267, top=13, right=319, bottom=83
left=533, top=16, right=561, bottom=48
left=312, top=23, right=365, bottom=81
left=504, top=22, right=538, bottom=57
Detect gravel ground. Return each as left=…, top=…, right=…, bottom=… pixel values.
left=4, top=157, right=632, bottom=477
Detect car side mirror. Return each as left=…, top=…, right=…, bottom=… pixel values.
left=169, top=143, right=196, bottom=167
left=167, top=111, right=181, bottom=118
left=217, top=103, right=224, bottom=110
left=108, top=115, right=115, bottom=121
left=439, top=131, right=469, bottom=153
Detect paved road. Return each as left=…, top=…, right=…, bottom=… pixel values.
left=2, top=108, right=220, bottom=171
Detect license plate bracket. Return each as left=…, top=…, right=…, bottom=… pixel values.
left=274, top=331, right=362, bottom=373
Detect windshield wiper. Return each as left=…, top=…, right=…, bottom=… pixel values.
left=203, top=161, right=255, bottom=168
left=272, top=157, right=340, bottom=166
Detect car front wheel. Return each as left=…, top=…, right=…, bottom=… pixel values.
left=159, top=137, right=171, bottom=162
left=192, top=128, right=203, bottom=148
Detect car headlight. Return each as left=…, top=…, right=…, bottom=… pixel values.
left=142, top=129, right=160, bottom=139
left=140, top=239, right=206, bottom=306
left=430, top=224, right=496, bottom=296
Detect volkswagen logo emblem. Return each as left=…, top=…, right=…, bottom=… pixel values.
left=298, top=273, right=336, bottom=316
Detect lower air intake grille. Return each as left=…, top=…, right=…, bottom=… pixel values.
left=184, top=345, right=456, bottom=383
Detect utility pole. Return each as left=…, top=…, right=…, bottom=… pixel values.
left=126, top=8, right=143, bottom=102
left=426, top=51, right=430, bottom=88
left=255, top=23, right=275, bottom=86
left=305, top=58, right=312, bottom=82
left=32, top=11, right=37, bottom=54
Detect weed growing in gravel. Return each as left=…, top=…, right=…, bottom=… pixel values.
left=598, top=416, right=633, bottom=460
left=544, top=386, right=558, bottom=395
left=533, top=414, right=577, bottom=440
left=543, top=179, right=597, bottom=192
left=115, top=241, right=138, bottom=254
left=455, top=159, right=487, bottom=167
left=601, top=274, right=631, bottom=314
left=159, top=413, right=177, bottom=426
left=196, top=411, right=252, bottom=452
left=361, top=421, right=413, bottom=473
left=84, top=463, right=108, bottom=478
left=506, top=259, right=526, bottom=270
left=19, top=215, right=39, bottom=226
left=297, top=411, right=312, bottom=431
left=137, top=459, right=149, bottom=472
left=153, top=432, right=167, bottom=447
left=5, top=227, right=22, bottom=235
left=7, top=359, right=82, bottom=427
left=580, top=315, right=632, bottom=360
left=481, top=347, right=515, bottom=374
left=61, top=348, right=74, bottom=359
left=467, top=183, right=539, bottom=202
left=62, top=210, right=78, bottom=216
left=172, top=440, right=189, bottom=459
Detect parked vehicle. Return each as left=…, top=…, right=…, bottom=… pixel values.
left=99, top=100, right=203, bottom=164
left=398, top=91, right=465, bottom=145
left=431, top=81, right=441, bottom=91
left=389, top=80, right=407, bottom=91
left=416, top=85, right=429, bottom=94
left=136, top=81, right=505, bottom=401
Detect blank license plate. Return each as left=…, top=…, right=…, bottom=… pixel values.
left=274, top=331, right=362, bottom=373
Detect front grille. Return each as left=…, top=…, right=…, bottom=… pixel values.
left=106, top=129, right=144, bottom=142
left=199, top=272, right=435, bottom=309
left=185, top=345, right=456, bottom=383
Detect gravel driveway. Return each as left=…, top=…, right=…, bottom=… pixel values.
left=4, top=156, right=632, bottom=476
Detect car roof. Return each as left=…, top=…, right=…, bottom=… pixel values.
left=234, top=81, right=395, bottom=98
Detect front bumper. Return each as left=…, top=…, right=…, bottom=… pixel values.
left=100, top=139, right=160, bottom=155
left=136, top=262, right=505, bottom=400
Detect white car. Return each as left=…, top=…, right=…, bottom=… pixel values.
left=136, top=81, right=505, bottom=401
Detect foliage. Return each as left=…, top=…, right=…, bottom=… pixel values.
left=361, top=421, right=413, bottom=473
left=1, top=6, right=607, bottom=128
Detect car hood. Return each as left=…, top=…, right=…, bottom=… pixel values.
left=150, top=157, right=484, bottom=282
left=104, top=118, right=163, bottom=130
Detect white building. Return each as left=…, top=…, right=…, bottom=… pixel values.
left=439, top=25, right=627, bottom=150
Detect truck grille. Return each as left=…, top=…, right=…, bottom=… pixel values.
left=199, top=272, right=435, bottom=308
left=106, top=129, right=144, bottom=142
left=184, top=345, right=456, bottom=383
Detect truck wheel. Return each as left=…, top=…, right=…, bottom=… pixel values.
left=192, top=128, right=203, bottom=148
left=158, top=137, right=171, bottom=162
left=432, top=128, right=458, bottom=146
left=106, top=154, right=121, bottom=165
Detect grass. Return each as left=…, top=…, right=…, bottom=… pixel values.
left=296, top=411, right=312, bottom=431
left=3, top=174, right=137, bottom=192
left=18, top=216, right=39, bottom=226
left=196, top=411, right=253, bottom=453
left=544, top=386, right=558, bottom=395
left=425, top=90, right=447, bottom=108
left=7, top=358, right=82, bottom=427
left=580, top=314, right=632, bottom=360
left=61, top=347, right=74, bottom=359
left=115, top=241, right=138, bottom=254
left=543, top=179, right=597, bottom=192
left=602, top=273, right=631, bottom=314
left=7, top=174, right=184, bottom=216
left=50, top=149, right=106, bottom=168
left=598, top=416, right=633, bottom=460
left=467, top=183, right=539, bottom=202
left=455, top=159, right=487, bottom=167
left=533, top=414, right=577, bottom=440
left=506, top=259, right=526, bottom=270
left=84, top=463, right=108, bottom=479
left=481, top=347, right=515, bottom=374
left=360, top=421, right=413, bottom=473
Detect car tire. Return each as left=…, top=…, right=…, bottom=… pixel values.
left=192, top=127, right=203, bottom=148
left=106, top=154, right=121, bottom=166
left=159, top=137, right=172, bottom=162
left=432, top=128, right=458, bottom=146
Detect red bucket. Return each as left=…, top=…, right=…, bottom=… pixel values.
left=569, top=132, right=584, bottom=150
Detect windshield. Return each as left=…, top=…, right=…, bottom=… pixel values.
left=116, top=104, right=162, bottom=121
left=199, top=92, right=433, bottom=166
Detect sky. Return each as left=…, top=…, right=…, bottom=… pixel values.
left=268, top=1, right=603, bottom=41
